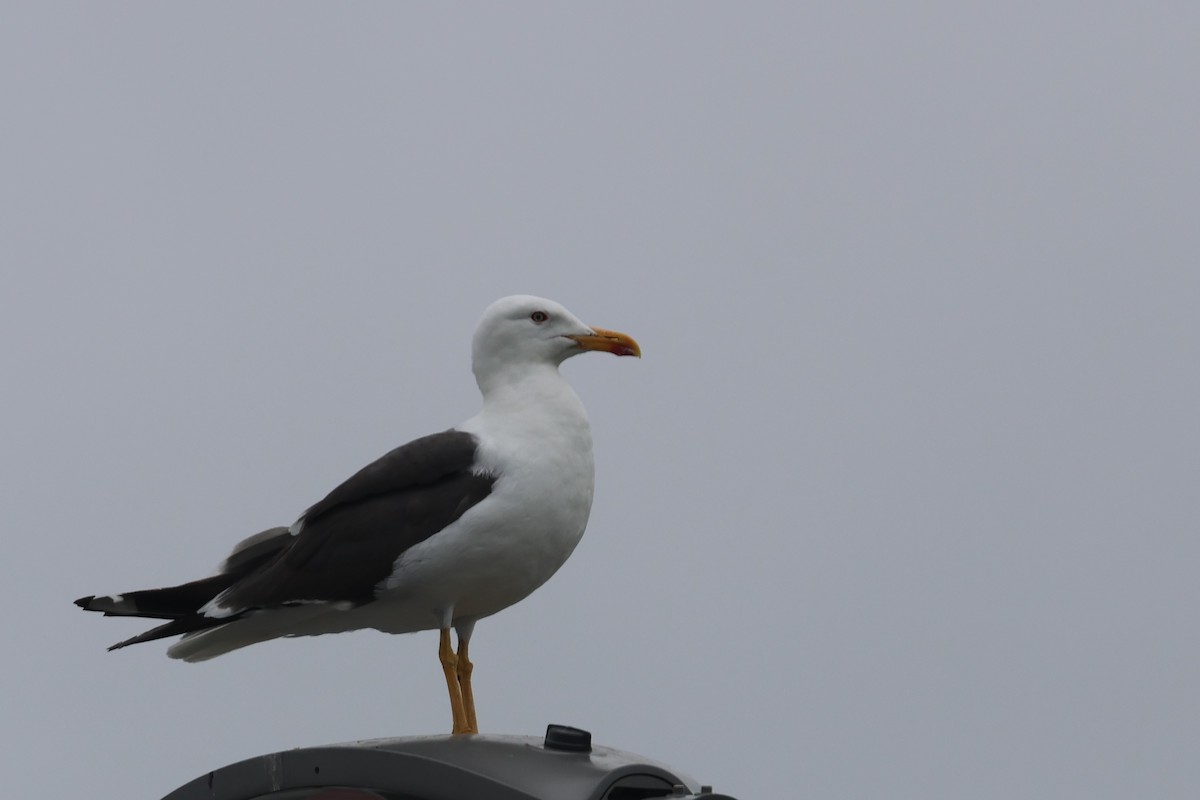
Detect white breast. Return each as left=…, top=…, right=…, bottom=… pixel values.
left=371, top=367, right=596, bottom=632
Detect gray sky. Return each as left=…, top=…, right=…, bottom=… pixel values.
left=3, top=4, right=1198, bottom=798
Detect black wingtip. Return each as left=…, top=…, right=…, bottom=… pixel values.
left=75, top=595, right=96, bottom=610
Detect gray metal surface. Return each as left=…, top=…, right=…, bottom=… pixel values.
left=161, top=728, right=717, bottom=800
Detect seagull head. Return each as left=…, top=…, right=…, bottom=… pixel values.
left=471, top=295, right=640, bottom=389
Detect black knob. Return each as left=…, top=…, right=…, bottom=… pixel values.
left=544, top=724, right=592, bottom=752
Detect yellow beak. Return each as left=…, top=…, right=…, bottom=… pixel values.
left=567, top=327, right=642, bottom=358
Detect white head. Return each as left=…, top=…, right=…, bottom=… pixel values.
left=471, top=295, right=640, bottom=393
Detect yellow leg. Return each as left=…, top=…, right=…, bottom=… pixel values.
left=439, top=628, right=470, bottom=734
left=457, top=636, right=478, bottom=734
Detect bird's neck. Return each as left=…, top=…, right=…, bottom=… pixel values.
left=474, top=364, right=590, bottom=436
left=463, top=363, right=595, bottom=485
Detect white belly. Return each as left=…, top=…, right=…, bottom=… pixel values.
left=369, top=439, right=595, bottom=633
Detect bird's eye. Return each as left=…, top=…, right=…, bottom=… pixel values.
left=530, top=311, right=549, bottom=324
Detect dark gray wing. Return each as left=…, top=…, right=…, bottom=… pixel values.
left=215, top=430, right=495, bottom=611
left=300, top=430, right=484, bottom=522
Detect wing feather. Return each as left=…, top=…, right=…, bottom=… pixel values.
left=212, top=430, right=494, bottom=611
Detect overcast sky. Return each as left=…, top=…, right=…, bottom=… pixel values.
left=3, top=4, right=1198, bottom=799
